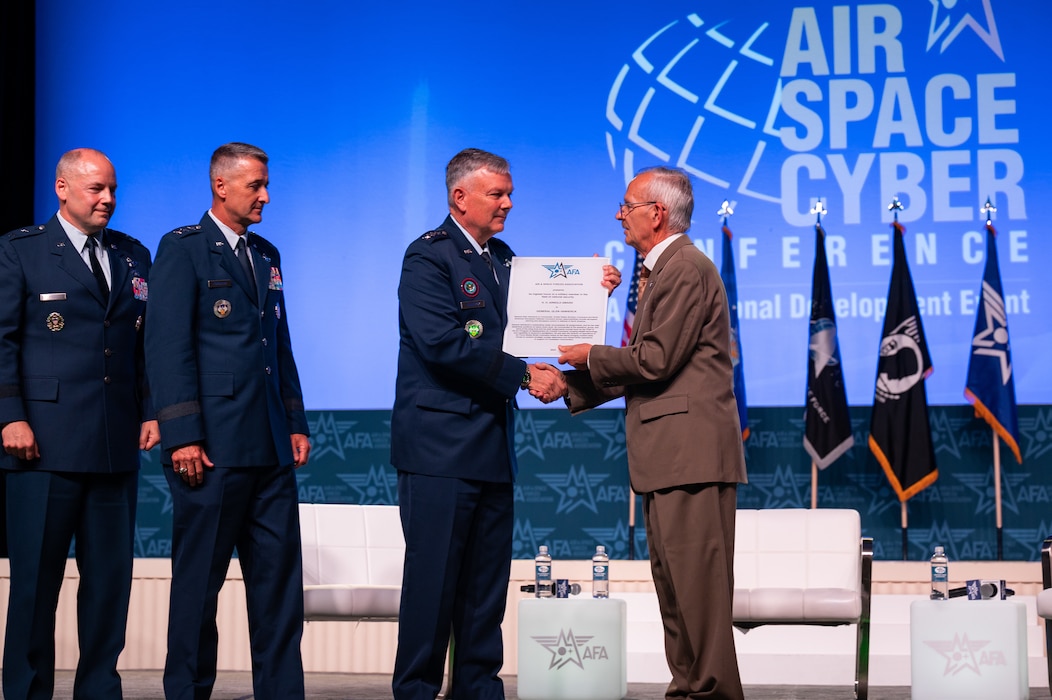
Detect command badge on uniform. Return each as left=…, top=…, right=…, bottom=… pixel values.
left=132, top=276, right=149, bottom=301
left=46, top=312, right=64, bottom=332
left=461, top=278, right=479, bottom=297
left=213, top=299, right=232, bottom=318
left=464, top=320, right=483, bottom=338
left=275, top=303, right=281, bottom=320
left=269, top=266, right=283, bottom=290
left=135, top=315, right=143, bottom=331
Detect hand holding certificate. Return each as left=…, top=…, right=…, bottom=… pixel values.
left=502, top=256, right=611, bottom=358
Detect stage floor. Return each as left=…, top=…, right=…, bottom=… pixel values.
left=54, top=671, right=1052, bottom=699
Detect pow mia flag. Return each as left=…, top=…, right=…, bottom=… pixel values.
left=803, top=222, right=853, bottom=469
left=869, top=220, right=938, bottom=501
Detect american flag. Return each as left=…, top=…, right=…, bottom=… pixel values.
left=622, top=252, right=645, bottom=346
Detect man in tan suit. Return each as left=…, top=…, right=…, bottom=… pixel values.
left=556, top=166, right=747, bottom=700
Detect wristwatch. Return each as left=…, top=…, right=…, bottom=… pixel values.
left=520, top=367, right=531, bottom=390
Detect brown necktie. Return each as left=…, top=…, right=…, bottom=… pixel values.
left=637, top=265, right=651, bottom=301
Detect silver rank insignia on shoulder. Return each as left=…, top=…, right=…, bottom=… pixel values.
left=214, top=299, right=231, bottom=318
left=464, top=319, right=483, bottom=338
left=46, top=312, right=64, bottom=332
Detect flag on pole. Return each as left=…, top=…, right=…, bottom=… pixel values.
left=803, top=222, right=853, bottom=468
left=622, top=252, right=644, bottom=347
left=721, top=217, right=750, bottom=441
left=869, top=219, right=938, bottom=501
left=964, top=219, right=1022, bottom=463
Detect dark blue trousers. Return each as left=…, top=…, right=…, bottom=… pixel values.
left=162, top=464, right=304, bottom=700
left=3, top=469, right=137, bottom=700
left=392, top=473, right=513, bottom=700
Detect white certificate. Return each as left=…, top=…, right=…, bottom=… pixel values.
left=502, top=256, right=610, bottom=357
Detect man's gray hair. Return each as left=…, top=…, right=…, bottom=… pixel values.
left=637, top=166, right=694, bottom=234
left=446, top=148, right=510, bottom=207
left=210, top=142, right=269, bottom=184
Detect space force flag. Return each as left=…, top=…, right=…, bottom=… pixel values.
left=869, top=221, right=938, bottom=501
left=803, top=223, right=853, bottom=468
left=721, top=220, right=749, bottom=441
left=964, top=220, right=1022, bottom=463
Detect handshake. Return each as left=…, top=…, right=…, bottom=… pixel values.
left=525, top=343, right=592, bottom=404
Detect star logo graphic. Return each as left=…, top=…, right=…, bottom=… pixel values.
left=1020, top=409, right=1052, bottom=461
left=929, top=408, right=967, bottom=460
left=532, top=628, right=594, bottom=669
left=925, top=632, right=990, bottom=676
left=337, top=465, right=397, bottom=504
left=542, top=262, right=577, bottom=279
left=926, top=0, right=1003, bottom=60
left=536, top=464, right=609, bottom=514
left=847, top=471, right=901, bottom=517
left=1005, top=519, right=1052, bottom=560
left=134, top=525, right=162, bottom=557
left=914, top=520, right=975, bottom=561
left=955, top=469, right=1024, bottom=517
left=512, top=518, right=557, bottom=558
left=515, top=411, right=558, bottom=460
left=748, top=464, right=809, bottom=508
left=308, top=412, right=358, bottom=462
left=808, top=317, right=840, bottom=377
left=142, top=473, right=173, bottom=514
left=583, top=519, right=633, bottom=559
left=970, top=280, right=1012, bottom=383
left=582, top=413, right=627, bottom=461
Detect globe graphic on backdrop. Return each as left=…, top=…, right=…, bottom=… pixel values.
left=606, top=11, right=785, bottom=199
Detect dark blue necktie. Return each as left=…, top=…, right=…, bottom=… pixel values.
left=236, top=236, right=255, bottom=292
left=86, top=236, right=109, bottom=302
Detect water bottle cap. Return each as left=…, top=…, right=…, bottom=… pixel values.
left=539, top=545, right=549, bottom=554
left=934, top=545, right=944, bottom=554
left=596, top=545, right=605, bottom=554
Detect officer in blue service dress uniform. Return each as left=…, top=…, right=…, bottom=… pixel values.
left=390, top=148, right=612, bottom=700
left=145, top=142, right=310, bottom=700
left=0, top=148, right=157, bottom=700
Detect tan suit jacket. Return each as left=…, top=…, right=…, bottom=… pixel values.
left=566, top=235, right=747, bottom=492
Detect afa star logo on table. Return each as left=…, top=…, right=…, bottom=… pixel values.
left=531, top=629, right=605, bottom=670
left=924, top=633, right=1007, bottom=677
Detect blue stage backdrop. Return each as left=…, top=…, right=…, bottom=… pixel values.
left=34, top=1, right=1050, bottom=410
left=130, top=406, right=1052, bottom=562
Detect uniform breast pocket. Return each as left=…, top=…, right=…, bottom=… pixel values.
left=23, top=376, right=59, bottom=402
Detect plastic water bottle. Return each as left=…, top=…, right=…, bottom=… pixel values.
left=592, top=545, right=609, bottom=598
left=535, top=545, right=553, bottom=598
left=930, top=545, right=948, bottom=600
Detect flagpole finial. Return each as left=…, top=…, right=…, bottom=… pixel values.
left=981, top=197, right=997, bottom=225
left=809, top=199, right=828, bottom=224
left=717, top=199, right=734, bottom=227
left=887, top=196, right=904, bottom=222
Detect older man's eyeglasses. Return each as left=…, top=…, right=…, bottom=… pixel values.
left=618, top=201, right=658, bottom=215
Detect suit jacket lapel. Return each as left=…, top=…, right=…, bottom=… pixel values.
left=46, top=218, right=107, bottom=307
left=444, top=218, right=504, bottom=316
left=248, top=237, right=268, bottom=305
left=201, top=216, right=257, bottom=305
left=628, top=236, right=692, bottom=344
left=105, top=230, right=132, bottom=312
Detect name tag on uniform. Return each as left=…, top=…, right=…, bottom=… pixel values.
left=39, top=292, right=67, bottom=302
left=460, top=300, right=486, bottom=310
left=208, top=279, right=233, bottom=288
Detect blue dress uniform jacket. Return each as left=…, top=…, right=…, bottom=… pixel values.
left=391, top=215, right=524, bottom=481
left=0, top=217, right=152, bottom=469
left=0, top=216, right=151, bottom=700
left=146, top=214, right=308, bottom=464
left=391, top=216, right=525, bottom=700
